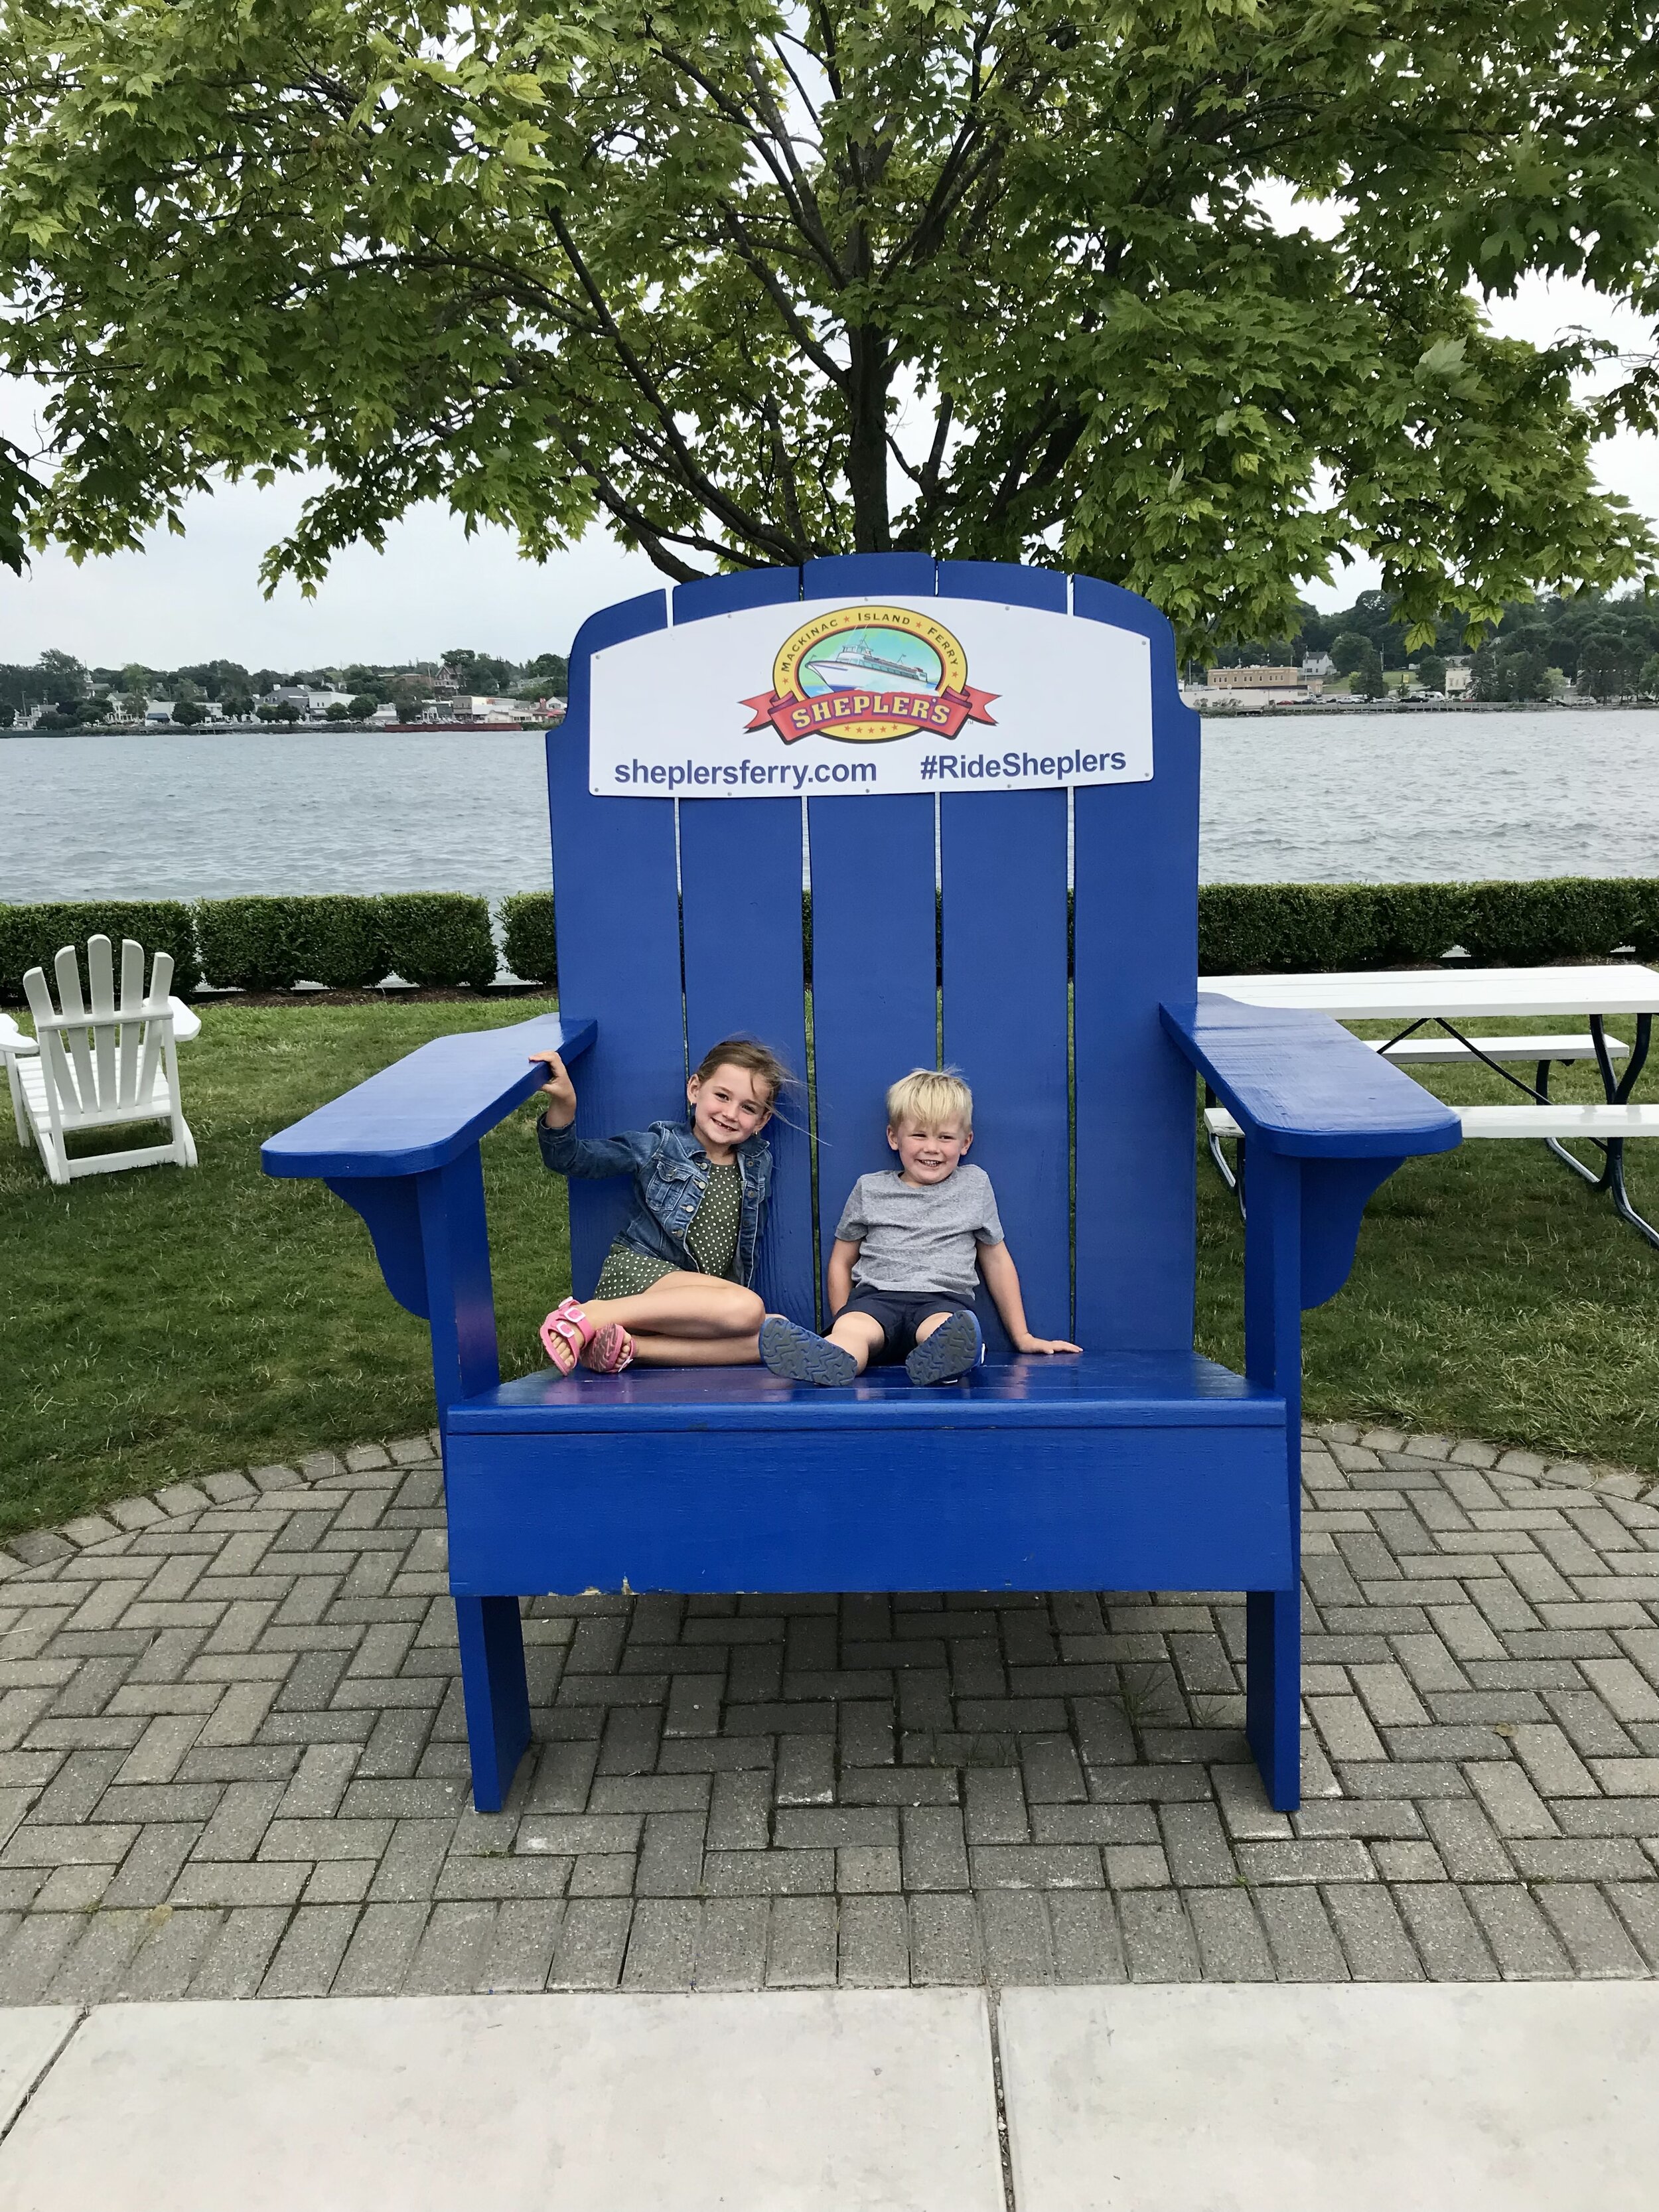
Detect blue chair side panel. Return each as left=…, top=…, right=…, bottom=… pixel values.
left=447, top=1424, right=1292, bottom=1594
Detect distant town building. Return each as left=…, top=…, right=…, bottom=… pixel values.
left=1208, top=666, right=1309, bottom=692
left=1179, top=664, right=1323, bottom=708
left=263, top=686, right=356, bottom=716
left=1445, top=661, right=1473, bottom=694
left=447, top=694, right=562, bottom=725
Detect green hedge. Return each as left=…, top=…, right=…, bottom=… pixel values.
left=1196, top=877, right=1659, bottom=973
left=8, top=876, right=1656, bottom=1003
left=500, top=891, right=557, bottom=987
left=294, top=895, right=388, bottom=991
left=193, top=894, right=396, bottom=992
left=192, top=893, right=496, bottom=992
left=377, top=893, right=496, bottom=992
left=194, top=897, right=308, bottom=992
left=0, top=901, right=200, bottom=1004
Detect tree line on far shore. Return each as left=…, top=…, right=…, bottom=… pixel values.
left=1203, top=588, right=1659, bottom=701
left=0, top=644, right=569, bottom=729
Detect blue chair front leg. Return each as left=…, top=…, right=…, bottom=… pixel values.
left=1243, top=1147, right=1305, bottom=1812
left=455, top=1595, right=532, bottom=1812
left=1246, top=1589, right=1302, bottom=1811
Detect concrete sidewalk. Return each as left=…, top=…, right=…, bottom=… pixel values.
left=0, top=1982, right=1654, bottom=2209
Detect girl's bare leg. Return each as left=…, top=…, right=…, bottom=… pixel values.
left=626, top=1331, right=761, bottom=1368
left=582, top=1274, right=764, bottom=1341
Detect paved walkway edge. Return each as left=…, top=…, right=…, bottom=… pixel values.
left=1, top=1984, right=1655, bottom=2209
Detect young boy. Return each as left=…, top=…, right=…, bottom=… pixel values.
left=759, top=1069, right=1081, bottom=1386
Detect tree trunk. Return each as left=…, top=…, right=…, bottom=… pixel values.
left=845, top=321, right=891, bottom=553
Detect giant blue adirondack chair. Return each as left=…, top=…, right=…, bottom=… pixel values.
left=263, top=556, right=1460, bottom=1815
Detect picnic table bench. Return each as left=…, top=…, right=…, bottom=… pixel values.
left=263, top=557, right=1460, bottom=1814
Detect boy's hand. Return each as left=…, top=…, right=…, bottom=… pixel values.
left=530, top=1050, right=577, bottom=1129
left=1014, top=1333, right=1082, bottom=1357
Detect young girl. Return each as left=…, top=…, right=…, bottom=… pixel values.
left=530, top=1036, right=792, bottom=1376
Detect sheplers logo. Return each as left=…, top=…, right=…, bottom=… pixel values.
left=741, top=604, right=999, bottom=746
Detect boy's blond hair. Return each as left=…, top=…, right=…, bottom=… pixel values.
left=886, top=1068, right=973, bottom=1135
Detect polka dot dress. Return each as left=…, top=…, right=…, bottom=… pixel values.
left=684, top=1162, right=743, bottom=1281
left=593, top=1162, right=744, bottom=1295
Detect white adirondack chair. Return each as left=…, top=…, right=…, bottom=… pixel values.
left=3, top=936, right=200, bottom=1185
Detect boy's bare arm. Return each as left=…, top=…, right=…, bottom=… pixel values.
left=826, top=1238, right=860, bottom=1314
left=529, top=1050, right=577, bottom=1130
left=977, top=1242, right=1082, bottom=1356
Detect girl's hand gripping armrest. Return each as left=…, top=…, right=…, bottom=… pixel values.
left=530, top=1051, right=577, bottom=1130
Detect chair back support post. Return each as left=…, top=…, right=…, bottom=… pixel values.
left=414, top=1147, right=502, bottom=1428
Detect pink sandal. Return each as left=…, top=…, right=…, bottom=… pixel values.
left=580, top=1323, right=636, bottom=1375
left=540, top=1297, right=595, bottom=1376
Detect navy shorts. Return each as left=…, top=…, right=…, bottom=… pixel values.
left=833, top=1290, right=975, bottom=1365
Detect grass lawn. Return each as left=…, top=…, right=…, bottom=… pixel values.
left=1, top=999, right=572, bottom=1538
left=3, top=997, right=1655, bottom=1538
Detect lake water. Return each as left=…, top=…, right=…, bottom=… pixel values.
left=2, top=711, right=1656, bottom=904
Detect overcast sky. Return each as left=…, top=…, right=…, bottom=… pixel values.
left=1, top=276, right=1653, bottom=670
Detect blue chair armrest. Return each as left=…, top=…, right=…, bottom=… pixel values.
left=1162, top=994, right=1460, bottom=1314
left=261, top=1013, right=597, bottom=1180
left=259, top=1013, right=597, bottom=1396
left=1160, top=995, right=1461, bottom=1159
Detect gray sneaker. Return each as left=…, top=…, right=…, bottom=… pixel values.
left=760, top=1315, right=859, bottom=1387
left=905, top=1309, right=983, bottom=1386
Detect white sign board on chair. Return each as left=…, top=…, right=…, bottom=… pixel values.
left=587, top=593, right=1154, bottom=798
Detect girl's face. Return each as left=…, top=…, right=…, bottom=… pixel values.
left=687, top=1062, right=774, bottom=1157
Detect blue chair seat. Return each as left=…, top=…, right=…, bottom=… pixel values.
left=449, top=1349, right=1278, bottom=1434
left=444, top=1352, right=1292, bottom=1598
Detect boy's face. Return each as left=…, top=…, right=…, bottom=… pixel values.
left=889, top=1116, right=972, bottom=1186
left=686, top=1062, right=774, bottom=1149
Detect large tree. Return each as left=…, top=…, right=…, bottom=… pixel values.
left=1, top=0, right=1656, bottom=650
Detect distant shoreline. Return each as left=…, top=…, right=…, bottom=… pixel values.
left=0, top=719, right=561, bottom=739
left=1192, top=698, right=1659, bottom=717
left=5, top=699, right=1656, bottom=738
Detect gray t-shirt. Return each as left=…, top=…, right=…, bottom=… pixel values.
left=833, top=1164, right=1005, bottom=1298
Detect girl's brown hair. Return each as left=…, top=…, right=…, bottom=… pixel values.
left=692, top=1036, right=795, bottom=1109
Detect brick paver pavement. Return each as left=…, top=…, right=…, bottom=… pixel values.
left=1, top=1424, right=1656, bottom=2000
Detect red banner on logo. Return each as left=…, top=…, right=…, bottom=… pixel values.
left=741, top=684, right=999, bottom=745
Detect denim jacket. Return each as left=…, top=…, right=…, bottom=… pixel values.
left=536, top=1117, right=772, bottom=1288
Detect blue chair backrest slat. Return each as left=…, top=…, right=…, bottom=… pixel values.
left=552, top=557, right=1201, bottom=1352
left=547, top=588, right=686, bottom=1295
left=806, top=791, right=940, bottom=1305
left=940, top=786, right=1072, bottom=1352
left=672, top=567, right=816, bottom=1322
left=1071, top=574, right=1200, bottom=1349
left=936, top=561, right=1074, bottom=1355
left=680, top=792, right=815, bottom=1322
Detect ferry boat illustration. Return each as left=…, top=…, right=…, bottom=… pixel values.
left=802, top=638, right=940, bottom=692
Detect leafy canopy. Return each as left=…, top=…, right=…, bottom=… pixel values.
left=2, top=0, right=1658, bottom=650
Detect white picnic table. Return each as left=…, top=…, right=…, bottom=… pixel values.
left=1200, top=963, right=1659, bottom=1249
